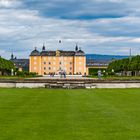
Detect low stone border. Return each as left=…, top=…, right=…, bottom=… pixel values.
left=0, top=79, right=140, bottom=88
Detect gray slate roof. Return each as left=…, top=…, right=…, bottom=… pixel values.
left=30, top=49, right=85, bottom=56
left=30, top=50, right=40, bottom=56
left=10, top=59, right=29, bottom=71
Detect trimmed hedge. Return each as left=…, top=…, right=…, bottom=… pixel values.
left=89, top=68, right=106, bottom=76
left=16, top=71, right=37, bottom=77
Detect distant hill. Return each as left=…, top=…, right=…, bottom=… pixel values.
left=86, top=54, right=129, bottom=61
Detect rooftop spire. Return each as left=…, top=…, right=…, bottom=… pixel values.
left=42, top=43, right=45, bottom=51
left=75, top=43, right=78, bottom=52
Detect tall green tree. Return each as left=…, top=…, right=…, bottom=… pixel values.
left=0, top=57, right=15, bottom=75
left=108, top=55, right=140, bottom=73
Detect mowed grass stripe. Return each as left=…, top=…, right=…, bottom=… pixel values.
left=0, top=89, right=139, bottom=140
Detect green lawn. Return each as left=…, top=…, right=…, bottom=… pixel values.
left=0, top=88, right=140, bottom=140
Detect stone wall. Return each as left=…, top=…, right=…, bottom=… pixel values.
left=0, top=79, right=140, bottom=89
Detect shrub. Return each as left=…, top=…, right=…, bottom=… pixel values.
left=16, top=71, right=37, bottom=77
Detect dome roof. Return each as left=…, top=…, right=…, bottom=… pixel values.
left=30, top=48, right=40, bottom=56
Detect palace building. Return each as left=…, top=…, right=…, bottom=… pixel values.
left=10, top=54, right=29, bottom=72
left=29, top=45, right=86, bottom=75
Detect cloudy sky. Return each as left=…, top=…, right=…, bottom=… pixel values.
left=0, top=0, right=140, bottom=58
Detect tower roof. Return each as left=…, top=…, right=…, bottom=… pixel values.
left=75, top=44, right=78, bottom=52
left=11, top=53, right=14, bottom=60
left=42, top=44, right=45, bottom=51
left=75, top=49, right=85, bottom=56
left=30, top=47, right=40, bottom=56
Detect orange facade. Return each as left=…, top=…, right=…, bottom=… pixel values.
left=30, top=47, right=86, bottom=76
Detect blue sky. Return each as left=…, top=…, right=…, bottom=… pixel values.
left=0, top=0, right=140, bottom=58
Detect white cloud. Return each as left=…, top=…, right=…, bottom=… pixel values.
left=0, top=0, right=22, bottom=8
left=0, top=0, right=140, bottom=58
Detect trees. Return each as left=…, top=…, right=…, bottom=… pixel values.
left=0, top=57, right=15, bottom=75
left=108, top=55, right=140, bottom=76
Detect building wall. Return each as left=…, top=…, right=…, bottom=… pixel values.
left=86, top=67, right=89, bottom=75
left=30, top=56, right=42, bottom=75
left=74, top=56, right=86, bottom=75
left=30, top=55, right=86, bottom=75
left=40, top=56, right=75, bottom=75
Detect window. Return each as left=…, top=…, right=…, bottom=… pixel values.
left=44, top=62, right=46, bottom=65
left=70, top=67, right=72, bottom=70
left=60, top=62, right=62, bottom=65
left=79, top=67, right=82, bottom=70
left=49, top=67, right=51, bottom=70
left=70, top=62, right=72, bottom=65
left=49, top=62, right=51, bottom=65
left=44, top=67, right=46, bottom=70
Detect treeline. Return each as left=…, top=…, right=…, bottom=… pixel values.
left=0, top=57, right=15, bottom=75
left=108, top=55, right=140, bottom=74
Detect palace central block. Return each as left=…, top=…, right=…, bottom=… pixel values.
left=29, top=45, right=86, bottom=75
